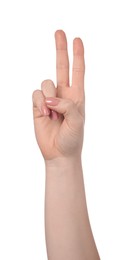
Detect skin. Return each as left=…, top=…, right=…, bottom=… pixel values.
left=32, top=30, right=100, bottom=260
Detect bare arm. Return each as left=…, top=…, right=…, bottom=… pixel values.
left=45, top=157, right=100, bottom=260
left=32, top=30, right=100, bottom=260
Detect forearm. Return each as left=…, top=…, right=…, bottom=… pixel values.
left=44, top=157, right=100, bottom=260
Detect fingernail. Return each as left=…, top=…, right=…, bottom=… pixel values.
left=45, top=97, right=59, bottom=106
left=43, top=106, right=50, bottom=116
left=51, top=110, right=59, bottom=120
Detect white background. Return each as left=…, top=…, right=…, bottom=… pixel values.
left=0, top=0, right=132, bottom=259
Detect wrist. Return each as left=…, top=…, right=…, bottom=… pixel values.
left=45, top=155, right=82, bottom=173
left=45, top=156, right=84, bottom=195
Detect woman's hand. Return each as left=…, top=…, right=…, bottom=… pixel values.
left=32, top=30, right=85, bottom=161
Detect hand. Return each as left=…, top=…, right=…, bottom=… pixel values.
left=32, top=30, right=85, bottom=161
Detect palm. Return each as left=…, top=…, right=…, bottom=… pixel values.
left=33, top=30, right=85, bottom=160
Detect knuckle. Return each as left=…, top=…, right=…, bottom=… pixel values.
left=41, top=79, right=47, bottom=87
left=72, top=67, right=85, bottom=73
left=56, top=64, right=69, bottom=70
left=41, top=80, right=56, bottom=97
left=32, top=89, right=39, bottom=100
left=41, top=79, right=54, bottom=88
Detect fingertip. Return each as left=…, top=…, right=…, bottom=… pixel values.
left=73, top=37, right=84, bottom=55
left=55, top=29, right=66, bottom=39
left=55, top=30, right=67, bottom=50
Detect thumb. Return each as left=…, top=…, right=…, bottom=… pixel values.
left=45, top=97, right=84, bottom=129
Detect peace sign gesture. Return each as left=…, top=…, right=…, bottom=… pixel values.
left=32, top=30, right=85, bottom=161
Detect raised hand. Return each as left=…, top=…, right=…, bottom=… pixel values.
left=32, top=30, right=85, bottom=161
